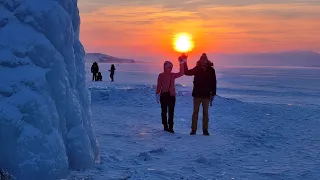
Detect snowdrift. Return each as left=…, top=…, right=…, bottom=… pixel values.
left=0, top=0, right=99, bottom=179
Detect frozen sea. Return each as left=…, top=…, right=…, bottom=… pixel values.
left=69, top=62, right=320, bottom=180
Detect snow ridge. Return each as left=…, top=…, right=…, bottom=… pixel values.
left=0, top=0, right=99, bottom=179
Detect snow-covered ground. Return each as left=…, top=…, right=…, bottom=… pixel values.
left=69, top=63, right=320, bottom=179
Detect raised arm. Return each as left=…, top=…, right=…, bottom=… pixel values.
left=184, top=62, right=201, bottom=76
left=172, top=62, right=185, bottom=78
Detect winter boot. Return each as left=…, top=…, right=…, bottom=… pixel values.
left=168, top=124, right=174, bottom=133
left=203, top=130, right=210, bottom=136
left=163, top=124, right=169, bottom=131
left=168, top=128, right=174, bottom=133
left=190, top=130, right=196, bottom=135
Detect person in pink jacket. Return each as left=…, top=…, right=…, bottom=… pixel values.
left=156, top=54, right=187, bottom=133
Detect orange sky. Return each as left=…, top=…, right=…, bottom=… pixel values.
left=78, top=0, right=320, bottom=60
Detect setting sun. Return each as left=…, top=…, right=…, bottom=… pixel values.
left=173, top=33, right=194, bottom=53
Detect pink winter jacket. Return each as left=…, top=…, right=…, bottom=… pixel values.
left=156, top=63, right=184, bottom=96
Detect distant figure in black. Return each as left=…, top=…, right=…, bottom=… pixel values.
left=96, top=72, right=103, bottom=81
left=109, top=64, right=116, bottom=82
left=91, top=62, right=99, bottom=81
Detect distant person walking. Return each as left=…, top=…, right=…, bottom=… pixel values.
left=109, top=64, right=116, bottom=82
left=184, top=53, right=217, bottom=136
left=156, top=55, right=187, bottom=133
left=91, top=62, right=99, bottom=81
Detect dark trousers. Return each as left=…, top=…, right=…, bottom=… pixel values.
left=92, top=73, right=97, bottom=81
left=160, top=93, right=176, bottom=128
left=110, top=73, right=114, bottom=82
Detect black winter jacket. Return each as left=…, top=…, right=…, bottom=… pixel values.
left=91, top=63, right=99, bottom=73
left=184, top=63, right=217, bottom=98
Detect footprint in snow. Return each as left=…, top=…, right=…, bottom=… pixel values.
left=137, top=152, right=152, bottom=161
left=195, top=155, right=210, bottom=165
left=149, top=147, right=166, bottom=154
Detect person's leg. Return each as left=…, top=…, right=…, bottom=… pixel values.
left=202, top=98, right=210, bottom=135
left=168, top=96, right=176, bottom=133
left=111, top=73, right=114, bottom=82
left=191, top=98, right=201, bottom=134
left=160, top=95, right=168, bottom=130
left=92, top=73, right=95, bottom=81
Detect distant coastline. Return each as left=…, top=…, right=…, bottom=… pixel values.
left=85, top=53, right=135, bottom=63
left=210, top=51, right=320, bottom=67
left=85, top=51, right=320, bottom=67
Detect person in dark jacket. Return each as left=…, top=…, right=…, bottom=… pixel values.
left=91, top=62, right=99, bottom=81
left=109, top=64, right=116, bottom=82
left=184, top=53, right=217, bottom=136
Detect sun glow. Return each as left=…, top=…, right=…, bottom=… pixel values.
left=173, top=33, right=194, bottom=53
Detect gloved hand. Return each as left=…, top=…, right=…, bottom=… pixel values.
left=181, top=53, right=188, bottom=59
left=156, top=94, right=160, bottom=103
left=178, top=57, right=184, bottom=64
left=179, top=54, right=188, bottom=64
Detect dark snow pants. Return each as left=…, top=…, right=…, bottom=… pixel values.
left=110, top=73, right=114, bottom=82
left=92, top=73, right=97, bottom=81
left=160, top=93, right=176, bottom=128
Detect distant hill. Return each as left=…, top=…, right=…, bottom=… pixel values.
left=85, top=53, right=135, bottom=63
left=211, top=51, right=320, bottom=67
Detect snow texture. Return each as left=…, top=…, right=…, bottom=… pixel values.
left=68, top=63, right=320, bottom=179
left=0, top=0, right=99, bottom=179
